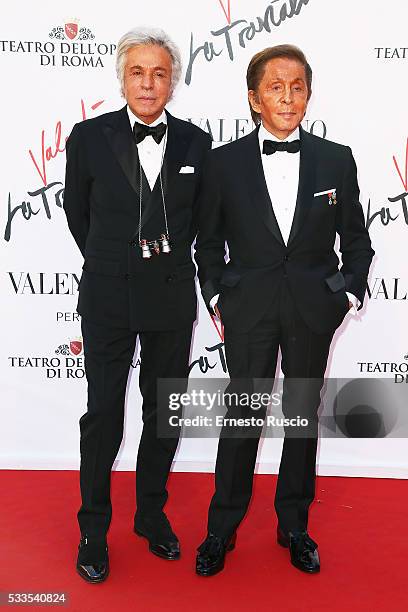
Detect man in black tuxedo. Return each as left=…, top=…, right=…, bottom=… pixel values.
left=64, top=27, right=211, bottom=582
left=195, top=45, right=374, bottom=576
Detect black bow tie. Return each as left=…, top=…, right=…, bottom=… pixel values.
left=262, top=139, right=301, bottom=155
left=133, top=121, right=167, bottom=144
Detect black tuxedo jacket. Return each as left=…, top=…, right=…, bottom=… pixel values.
left=64, top=106, right=212, bottom=330
left=195, top=126, right=374, bottom=334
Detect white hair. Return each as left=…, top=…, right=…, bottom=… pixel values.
left=116, top=26, right=182, bottom=100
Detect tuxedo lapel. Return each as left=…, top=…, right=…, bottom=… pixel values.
left=287, top=126, right=316, bottom=246
left=244, top=128, right=284, bottom=245
left=162, top=111, right=189, bottom=191
left=101, top=106, right=151, bottom=199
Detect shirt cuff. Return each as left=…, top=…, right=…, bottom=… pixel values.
left=209, top=294, right=220, bottom=312
left=346, top=292, right=360, bottom=315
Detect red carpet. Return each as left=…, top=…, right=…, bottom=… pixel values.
left=1, top=471, right=406, bottom=611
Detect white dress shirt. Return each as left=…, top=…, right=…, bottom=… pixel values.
left=127, top=106, right=167, bottom=190
left=259, top=123, right=300, bottom=245
left=211, top=122, right=358, bottom=315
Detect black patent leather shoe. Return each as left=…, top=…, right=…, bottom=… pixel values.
left=277, top=526, right=320, bottom=573
left=76, top=536, right=109, bottom=583
left=196, top=532, right=237, bottom=577
left=134, top=513, right=180, bottom=560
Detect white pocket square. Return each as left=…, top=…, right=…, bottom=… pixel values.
left=179, top=165, right=195, bottom=174
left=314, top=188, right=336, bottom=197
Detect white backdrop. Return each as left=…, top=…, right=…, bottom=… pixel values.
left=1, top=0, right=407, bottom=477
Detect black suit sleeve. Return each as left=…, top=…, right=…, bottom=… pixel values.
left=336, top=147, right=375, bottom=308
left=63, top=123, right=90, bottom=257
left=190, top=132, right=213, bottom=242
left=194, top=152, right=227, bottom=309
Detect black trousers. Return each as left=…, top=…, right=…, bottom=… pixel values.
left=77, top=318, right=193, bottom=538
left=208, top=279, right=335, bottom=538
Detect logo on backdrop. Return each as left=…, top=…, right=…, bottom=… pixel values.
left=189, top=310, right=228, bottom=376
left=366, top=277, right=407, bottom=301
left=56, top=312, right=81, bottom=323
left=185, top=0, right=311, bottom=85
left=55, top=338, right=83, bottom=356
left=7, top=272, right=80, bottom=295
left=374, top=47, right=408, bottom=59
left=186, top=117, right=327, bottom=144
left=3, top=98, right=104, bottom=242
left=8, top=338, right=84, bottom=379
left=49, top=18, right=95, bottom=42
left=0, top=19, right=115, bottom=67
left=365, top=138, right=408, bottom=232
left=357, top=355, right=408, bottom=384
left=189, top=340, right=227, bottom=376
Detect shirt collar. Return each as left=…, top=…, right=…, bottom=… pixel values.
left=127, top=106, right=167, bottom=129
left=258, top=123, right=300, bottom=147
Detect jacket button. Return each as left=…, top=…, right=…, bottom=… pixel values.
left=284, top=255, right=289, bottom=261
left=129, top=239, right=137, bottom=247
left=124, top=274, right=130, bottom=280
left=166, top=275, right=174, bottom=282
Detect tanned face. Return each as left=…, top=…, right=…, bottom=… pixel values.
left=248, top=57, right=309, bottom=139
left=123, top=44, right=172, bottom=124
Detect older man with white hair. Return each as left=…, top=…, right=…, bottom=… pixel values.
left=64, top=26, right=212, bottom=583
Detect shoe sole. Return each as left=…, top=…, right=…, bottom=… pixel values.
left=134, top=528, right=180, bottom=560
left=291, top=561, right=320, bottom=574
left=195, top=539, right=236, bottom=577
left=76, top=566, right=109, bottom=584
left=277, top=534, right=320, bottom=573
